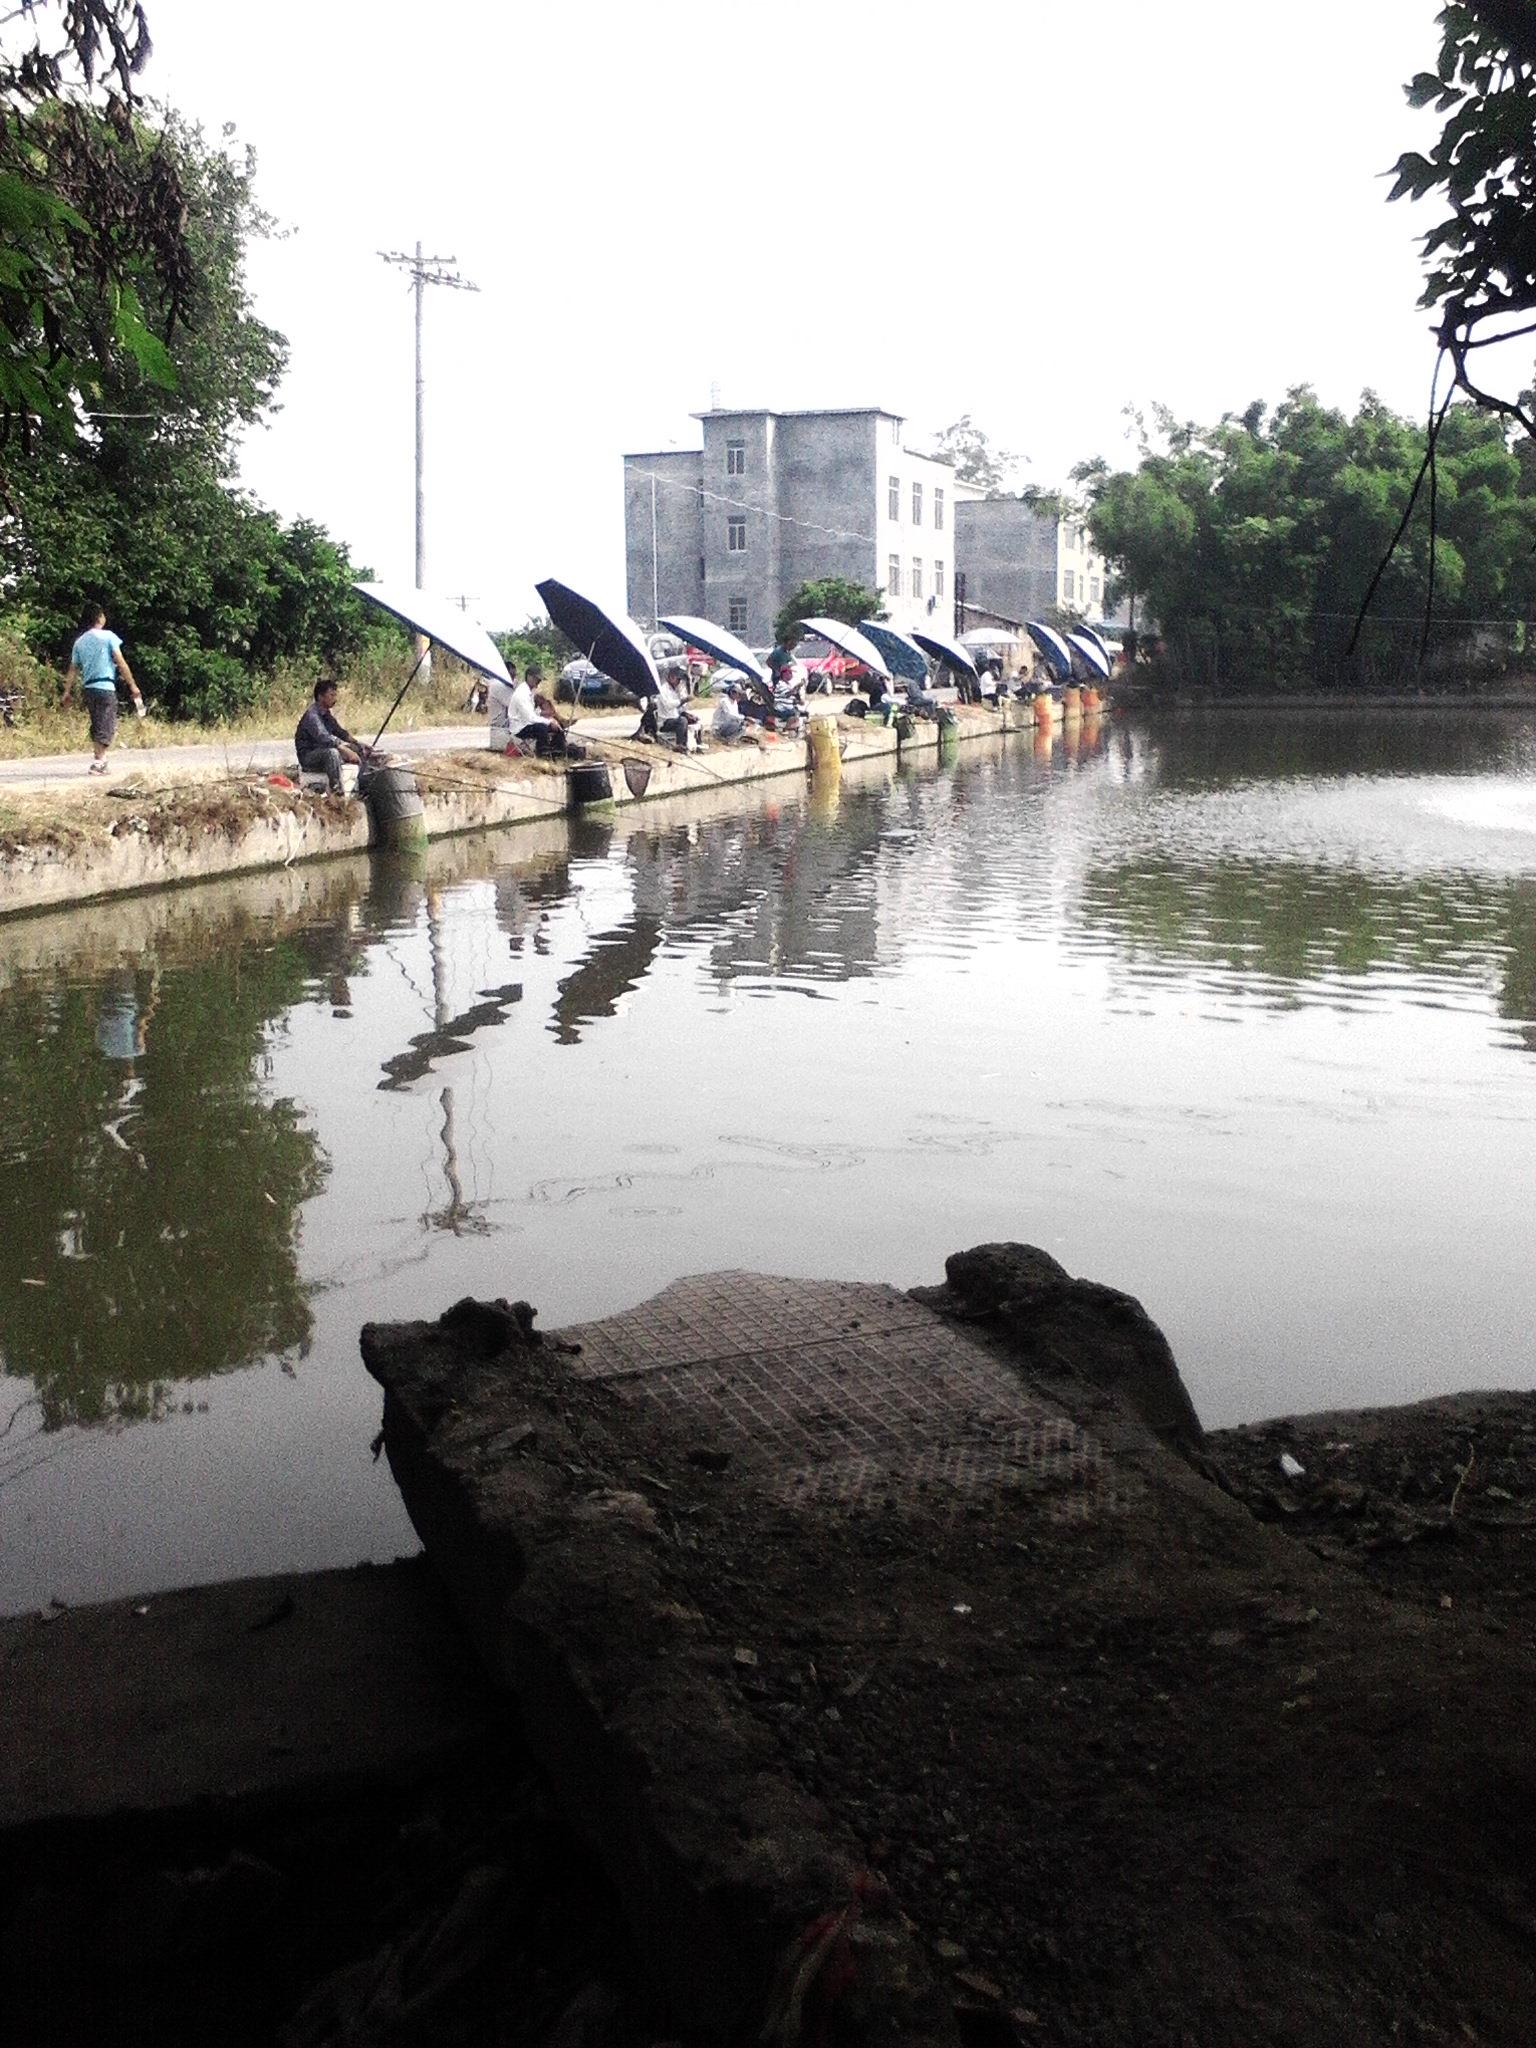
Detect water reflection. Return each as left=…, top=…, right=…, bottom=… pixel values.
left=5, top=711, right=1536, bottom=1613
left=0, top=941, right=326, bottom=1427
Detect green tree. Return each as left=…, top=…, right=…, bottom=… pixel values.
left=1083, top=388, right=1536, bottom=686
left=774, top=576, right=885, bottom=646
left=928, top=415, right=1021, bottom=495
left=0, top=3, right=190, bottom=469
left=2, top=112, right=377, bottom=718
left=1391, top=3, right=1536, bottom=432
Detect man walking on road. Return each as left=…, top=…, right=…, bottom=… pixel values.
left=63, top=606, right=143, bottom=773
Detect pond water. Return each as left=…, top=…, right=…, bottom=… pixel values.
left=4, top=709, right=1536, bottom=1616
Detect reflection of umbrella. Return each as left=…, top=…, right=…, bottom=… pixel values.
left=354, top=580, right=512, bottom=746
left=797, top=616, right=891, bottom=681
left=657, top=614, right=768, bottom=687
left=959, top=628, right=1018, bottom=651
left=536, top=578, right=660, bottom=699
left=1067, top=631, right=1111, bottom=679
left=1077, top=623, right=1113, bottom=666
left=911, top=628, right=979, bottom=678
left=1026, top=620, right=1074, bottom=681
left=856, top=620, right=930, bottom=685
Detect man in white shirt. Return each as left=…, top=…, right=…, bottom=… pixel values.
left=489, top=664, right=563, bottom=754
left=711, top=682, right=745, bottom=739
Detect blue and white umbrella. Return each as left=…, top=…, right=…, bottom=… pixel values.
left=1025, top=620, right=1074, bottom=682
left=537, top=578, right=661, bottom=700
left=658, top=613, right=769, bottom=688
left=911, top=627, right=979, bottom=679
left=797, top=616, right=892, bottom=682
left=1076, top=623, right=1114, bottom=667
left=855, top=619, right=930, bottom=686
left=1066, top=631, right=1112, bottom=680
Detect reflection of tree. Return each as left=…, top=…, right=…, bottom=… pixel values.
left=0, top=951, right=326, bottom=1429
left=1078, top=857, right=1536, bottom=1045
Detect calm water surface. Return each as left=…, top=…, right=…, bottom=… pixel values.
left=4, top=709, right=1535, bottom=1614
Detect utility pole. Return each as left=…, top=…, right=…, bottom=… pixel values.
left=379, top=241, right=479, bottom=679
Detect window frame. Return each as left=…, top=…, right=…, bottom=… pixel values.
left=728, top=596, right=748, bottom=633
left=888, top=475, right=900, bottom=522
left=887, top=553, right=902, bottom=598
left=726, top=515, right=747, bottom=553
left=934, top=487, right=944, bottom=531
left=725, top=438, right=746, bottom=477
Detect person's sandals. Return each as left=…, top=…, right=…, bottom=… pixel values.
left=88, top=760, right=108, bottom=774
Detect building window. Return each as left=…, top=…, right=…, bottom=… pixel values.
left=727, top=516, right=747, bottom=552
left=1089, top=576, right=1102, bottom=605
left=934, top=488, right=944, bottom=530
left=888, top=554, right=902, bottom=597
left=934, top=559, right=945, bottom=598
left=911, top=559, right=923, bottom=601
left=890, top=416, right=902, bottom=445
left=1063, top=568, right=1076, bottom=602
left=888, top=475, right=900, bottom=521
left=726, top=439, right=745, bottom=476
left=912, top=481, right=923, bottom=524
left=728, top=597, right=748, bottom=633
left=698, top=557, right=705, bottom=581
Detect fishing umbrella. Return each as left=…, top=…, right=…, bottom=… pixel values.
left=1066, top=631, right=1112, bottom=680
left=796, top=616, right=891, bottom=682
left=536, top=578, right=661, bottom=701
left=1025, top=620, right=1074, bottom=682
left=911, top=627, right=979, bottom=679
left=855, top=619, right=931, bottom=686
left=1076, top=623, right=1114, bottom=666
left=354, top=579, right=512, bottom=746
left=657, top=613, right=769, bottom=687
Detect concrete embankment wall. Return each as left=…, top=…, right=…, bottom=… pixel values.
left=0, top=708, right=1025, bottom=923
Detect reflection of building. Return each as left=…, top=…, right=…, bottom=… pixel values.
left=623, top=409, right=980, bottom=644
left=953, top=501, right=1117, bottom=624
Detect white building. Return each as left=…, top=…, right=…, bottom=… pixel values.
left=623, top=408, right=980, bottom=647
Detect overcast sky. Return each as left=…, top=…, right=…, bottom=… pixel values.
left=139, top=0, right=1450, bottom=629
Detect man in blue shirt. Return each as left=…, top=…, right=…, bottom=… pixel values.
left=63, top=606, right=143, bottom=773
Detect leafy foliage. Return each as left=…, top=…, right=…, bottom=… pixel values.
left=928, top=415, right=1021, bottom=496
left=2, top=113, right=377, bottom=719
left=0, top=3, right=193, bottom=464
left=774, top=576, right=885, bottom=646
left=1083, top=389, right=1536, bottom=685
left=1391, top=3, right=1536, bottom=431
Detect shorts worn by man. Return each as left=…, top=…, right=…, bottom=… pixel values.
left=295, top=679, right=373, bottom=792
left=63, top=605, right=143, bottom=773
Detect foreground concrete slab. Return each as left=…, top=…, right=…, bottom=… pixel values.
left=361, top=1251, right=1536, bottom=2047
left=0, top=1558, right=496, bottom=1827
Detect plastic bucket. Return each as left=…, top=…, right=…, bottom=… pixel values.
left=362, top=765, right=426, bottom=850
left=568, top=761, right=614, bottom=806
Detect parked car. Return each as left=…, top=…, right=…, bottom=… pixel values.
left=558, top=658, right=639, bottom=708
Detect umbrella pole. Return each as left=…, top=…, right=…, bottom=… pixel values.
left=371, top=645, right=433, bottom=752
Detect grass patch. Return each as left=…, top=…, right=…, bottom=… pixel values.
left=0, top=636, right=485, bottom=760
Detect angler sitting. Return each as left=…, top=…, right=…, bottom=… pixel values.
left=295, top=678, right=379, bottom=792
left=491, top=663, right=570, bottom=756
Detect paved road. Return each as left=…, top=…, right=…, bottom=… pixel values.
left=0, top=716, right=636, bottom=792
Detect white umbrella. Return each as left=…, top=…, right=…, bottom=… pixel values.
left=911, top=627, right=980, bottom=678
left=354, top=580, right=512, bottom=747
left=958, top=628, right=1020, bottom=651
left=354, top=581, right=510, bottom=682
left=657, top=614, right=769, bottom=687
left=797, top=616, right=891, bottom=681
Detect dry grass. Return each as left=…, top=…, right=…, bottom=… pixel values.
left=0, top=648, right=484, bottom=760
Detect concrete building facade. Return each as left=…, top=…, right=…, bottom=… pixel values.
left=952, top=499, right=1115, bottom=627
left=624, top=409, right=978, bottom=648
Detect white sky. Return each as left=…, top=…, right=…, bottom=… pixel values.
left=138, top=0, right=1451, bottom=630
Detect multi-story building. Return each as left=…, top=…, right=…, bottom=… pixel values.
left=952, top=499, right=1116, bottom=626
left=623, top=408, right=978, bottom=646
